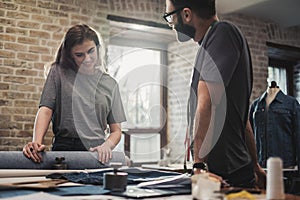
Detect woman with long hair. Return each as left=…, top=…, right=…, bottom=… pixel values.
left=23, top=24, right=126, bottom=163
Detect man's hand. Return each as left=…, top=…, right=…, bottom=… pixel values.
left=193, top=169, right=229, bottom=188
left=22, top=142, right=45, bottom=163
left=254, top=164, right=266, bottom=189
left=89, top=140, right=113, bottom=163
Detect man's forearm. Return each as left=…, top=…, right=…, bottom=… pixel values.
left=193, top=81, right=216, bottom=163
left=193, top=104, right=212, bottom=163
left=245, top=120, right=260, bottom=169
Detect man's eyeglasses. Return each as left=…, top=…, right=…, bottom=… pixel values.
left=163, top=7, right=185, bottom=25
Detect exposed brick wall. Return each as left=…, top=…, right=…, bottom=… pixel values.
left=108, top=0, right=165, bottom=22
left=0, top=0, right=164, bottom=151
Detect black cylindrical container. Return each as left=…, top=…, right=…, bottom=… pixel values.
left=103, top=172, right=128, bottom=191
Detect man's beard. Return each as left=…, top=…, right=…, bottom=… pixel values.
left=174, top=15, right=196, bottom=42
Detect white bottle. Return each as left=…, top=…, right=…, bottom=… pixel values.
left=266, top=157, right=285, bottom=199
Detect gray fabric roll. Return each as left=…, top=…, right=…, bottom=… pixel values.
left=0, top=151, right=126, bottom=169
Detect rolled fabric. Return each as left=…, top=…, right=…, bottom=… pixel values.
left=0, top=151, right=126, bottom=169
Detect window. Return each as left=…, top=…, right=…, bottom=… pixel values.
left=106, top=16, right=174, bottom=164
left=267, top=42, right=300, bottom=97
left=107, top=46, right=164, bottom=163
left=268, top=64, right=287, bottom=94
left=108, top=46, right=162, bottom=129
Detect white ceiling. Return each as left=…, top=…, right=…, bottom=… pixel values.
left=216, top=0, right=300, bottom=28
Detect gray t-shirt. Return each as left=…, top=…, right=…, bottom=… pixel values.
left=189, top=21, right=253, bottom=177
left=40, top=65, right=126, bottom=146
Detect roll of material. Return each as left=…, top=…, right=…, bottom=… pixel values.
left=0, top=151, right=126, bottom=169
left=266, top=157, right=285, bottom=200
left=104, top=172, right=128, bottom=191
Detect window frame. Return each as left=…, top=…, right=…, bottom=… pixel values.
left=107, top=15, right=174, bottom=164
left=268, top=58, right=294, bottom=96
left=267, top=42, right=300, bottom=96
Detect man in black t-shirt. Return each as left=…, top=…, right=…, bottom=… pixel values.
left=163, top=0, right=266, bottom=188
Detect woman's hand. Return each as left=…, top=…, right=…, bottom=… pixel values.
left=22, top=142, right=46, bottom=163
left=89, top=140, right=114, bottom=163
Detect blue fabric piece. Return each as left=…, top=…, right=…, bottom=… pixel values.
left=48, top=185, right=110, bottom=196
left=46, top=168, right=182, bottom=185
left=0, top=169, right=189, bottom=199
left=0, top=189, right=36, bottom=199
left=0, top=185, right=110, bottom=199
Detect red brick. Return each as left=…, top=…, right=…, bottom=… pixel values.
left=18, top=36, right=39, bottom=45
left=0, top=50, right=16, bottom=58
left=0, top=83, right=9, bottom=90
left=29, top=45, right=50, bottom=54
left=37, top=1, right=58, bottom=10
left=1, top=107, right=26, bottom=115
left=41, top=24, right=62, bottom=32
left=32, top=93, right=42, bottom=100
left=6, top=27, right=28, bottom=36
left=17, top=84, right=37, bottom=92
left=13, top=115, right=35, bottom=122
left=4, top=43, right=27, bottom=51
left=71, top=14, right=90, bottom=22
left=31, top=14, right=53, bottom=23
left=29, top=30, right=51, bottom=39
left=34, top=62, right=49, bottom=71
left=17, top=52, right=39, bottom=61
left=0, top=131, right=11, bottom=137
left=60, top=5, right=80, bottom=12
left=26, top=107, right=39, bottom=115
left=48, top=10, right=68, bottom=18
left=0, top=9, right=4, bottom=17
left=17, top=21, right=40, bottom=29
left=54, top=0, right=74, bottom=4
left=53, top=32, right=65, bottom=40
left=0, top=99, right=9, bottom=106
left=19, top=5, right=43, bottom=14
left=0, top=2, right=18, bottom=10
left=6, top=11, right=30, bottom=19
left=24, top=123, right=34, bottom=130
left=15, top=130, right=32, bottom=137
left=15, top=0, right=37, bottom=7
left=15, top=100, right=37, bottom=107
left=41, top=55, right=54, bottom=62
left=33, top=77, right=46, bottom=85
left=0, top=138, right=24, bottom=146
left=0, top=34, right=17, bottom=42
left=0, top=120, right=12, bottom=130
left=4, top=91, right=27, bottom=100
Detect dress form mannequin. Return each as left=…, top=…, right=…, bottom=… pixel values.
left=250, top=80, right=300, bottom=179
left=266, top=81, right=280, bottom=108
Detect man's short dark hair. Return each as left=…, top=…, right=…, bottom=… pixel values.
left=170, top=0, right=216, bottom=19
